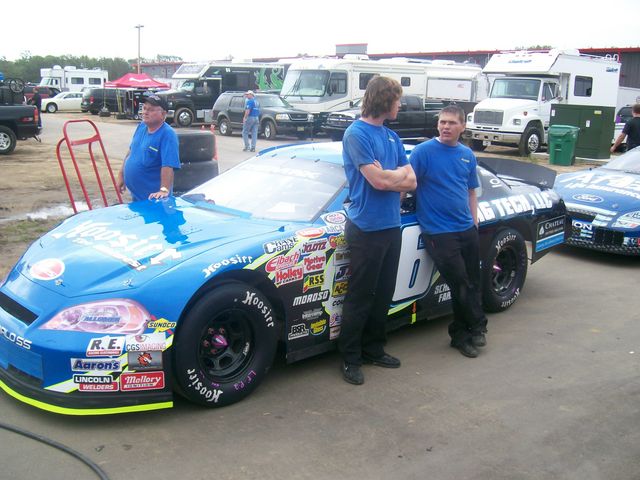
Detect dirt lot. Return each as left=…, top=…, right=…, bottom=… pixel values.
left=0, top=135, right=602, bottom=279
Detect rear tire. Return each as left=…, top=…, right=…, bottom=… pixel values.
left=482, top=228, right=528, bottom=312
left=0, top=126, right=17, bottom=155
left=173, top=283, right=278, bottom=407
left=218, top=117, right=232, bottom=136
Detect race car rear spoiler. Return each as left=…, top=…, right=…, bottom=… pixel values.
left=479, top=157, right=557, bottom=189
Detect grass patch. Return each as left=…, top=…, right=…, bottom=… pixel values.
left=0, top=218, right=63, bottom=246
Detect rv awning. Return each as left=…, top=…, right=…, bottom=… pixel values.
left=104, top=73, right=169, bottom=89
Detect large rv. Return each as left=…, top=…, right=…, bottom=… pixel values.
left=466, top=49, right=621, bottom=155
left=280, top=55, right=487, bottom=129
left=39, top=66, right=108, bottom=92
left=158, top=61, right=287, bottom=127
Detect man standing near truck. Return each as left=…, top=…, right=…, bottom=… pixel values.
left=242, top=90, right=260, bottom=152
left=410, top=104, right=488, bottom=359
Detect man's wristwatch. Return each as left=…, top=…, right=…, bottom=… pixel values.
left=160, top=187, right=169, bottom=193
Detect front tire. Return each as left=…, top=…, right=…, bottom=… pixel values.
left=262, top=119, right=277, bottom=140
left=0, top=126, right=17, bottom=155
left=518, top=126, right=542, bottom=156
left=46, top=103, right=58, bottom=113
left=174, top=107, right=194, bottom=128
left=173, top=283, right=278, bottom=407
left=482, top=228, right=528, bottom=312
left=471, top=139, right=487, bottom=151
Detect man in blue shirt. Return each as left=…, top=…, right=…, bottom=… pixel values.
left=118, top=94, right=180, bottom=202
left=410, top=104, right=488, bottom=358
left=339, top=76, right=416, bottom=385
left=242, top=90, right=260, bottom=152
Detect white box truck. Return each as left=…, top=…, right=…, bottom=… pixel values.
left=466, top=49, right=620, bottom=155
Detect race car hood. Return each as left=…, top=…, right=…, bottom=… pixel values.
left=8, top=199, right=285, bottom=297
left=555, top=167, right=640, bottom=228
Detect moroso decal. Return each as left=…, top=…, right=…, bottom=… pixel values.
left=292, top=290, right=330, bottom=306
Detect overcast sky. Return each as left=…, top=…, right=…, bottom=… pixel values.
left=2, top=0, right=638, bottom=63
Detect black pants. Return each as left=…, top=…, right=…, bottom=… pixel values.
left=422, top=226, right=487, bottom=344
left=338, top=220, right=402, bottom=366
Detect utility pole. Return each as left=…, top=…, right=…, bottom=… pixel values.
left=135, top=24, right=144, bottom=74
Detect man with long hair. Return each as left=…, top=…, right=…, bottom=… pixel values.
left=338, top=76, right=416, bottom=385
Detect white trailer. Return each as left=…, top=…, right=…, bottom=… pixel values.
left=466, top=49, right=620, bottom=155
left=39, top=66, right=109, bottom=92
left=280, top=55, right=487, bottom=129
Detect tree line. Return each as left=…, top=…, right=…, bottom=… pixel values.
left=0, top=53, right=183, bottom=83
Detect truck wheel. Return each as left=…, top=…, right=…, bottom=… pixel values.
left=218, top=117, right=232, bottom=136
left=46, top=103, right=58, bottom=113
left=173, top=282, right=279, bottom=407
left=471, top=139, right=487, bottom=152
left=262, top=120, right=277, bottom=140
left=174, top=108, right=194, bottom=128
left=518, top=126, right=542, bottom=156
left=482, top=228, right=528, bottom=313
left=0, top=126, right=17, bottom=155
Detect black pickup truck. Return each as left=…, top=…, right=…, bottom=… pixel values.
left=322, top=95, right=444, bottom=141
left=0, top=81, right=41, bottom=155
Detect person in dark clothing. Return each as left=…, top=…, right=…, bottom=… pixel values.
left=30, top=89, right=42, bottom=127
left=611, top=103, right=640, bottom=152
left=338, top=76, right=416, bottom=385
left=410, top=104, right=488, bottom=359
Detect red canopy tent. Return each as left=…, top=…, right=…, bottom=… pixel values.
left=104, top=73, right=169, bottom=89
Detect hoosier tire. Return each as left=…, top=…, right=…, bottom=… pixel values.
left=173, top=283, right=278, bottom=407
left=482, top=228, right=528, bottom=313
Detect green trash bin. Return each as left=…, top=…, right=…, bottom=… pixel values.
left=548, top=125, right=580, bottom=166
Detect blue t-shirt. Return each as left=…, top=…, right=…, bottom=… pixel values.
left=342, top=120, right=408, bottom=231
left=124, top=122, right=181, bottom=202
left=410, top=138, right=479, bottom=235
left=245, top=98, right=260, bottom=117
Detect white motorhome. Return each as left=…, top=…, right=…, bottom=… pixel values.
left=39, top=66, right=109, bottom=92
left=466, top=49, right=620, bottom=155
left=280, top=55, right=487, bottom=129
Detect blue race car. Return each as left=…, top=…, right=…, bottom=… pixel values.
left=0, top=143, right=567, bottom=415
left=555, top=147, right=640, bottom=255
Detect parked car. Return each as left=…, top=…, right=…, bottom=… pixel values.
left=212, top=91, right=314, bottom=140
left=0, top=142, right=566, bottom=415
left=81, top=88, right=129, bottom=115
left=41, top=91, right=84, bottom=113
left=554, top=146, right=640, bottom=255
left=322, top=95, right=444, bottom=141
left=23, top=85, right=61, bottom=103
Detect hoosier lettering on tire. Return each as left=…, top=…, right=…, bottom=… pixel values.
left=173, top=282, right=278, bottom=407
left=482, top=228, right=528, bottom=313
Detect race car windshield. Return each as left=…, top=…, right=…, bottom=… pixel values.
left=184, top=155, right=346, bottom=222
left=605, top=149, right=640, bottom=173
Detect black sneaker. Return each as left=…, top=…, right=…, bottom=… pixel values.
left=242, top=147, right=249, bottom=152
left=250, top=148, right=255, bottom=152
left=450, top=341, right=479, bottom=358
left=471, top=333, right=487, bottom=348
left=362, top=352, right=401, bottom=368
left=342, top=362, right=364, bottom=385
